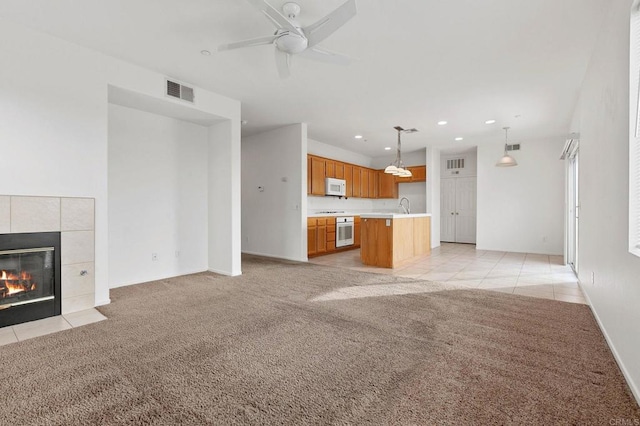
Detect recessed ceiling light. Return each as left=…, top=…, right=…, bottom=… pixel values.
left=455, top=137, right=463, bottom=141
left=437, top=121, right=447, bottom=126
left=200, top=50, right=211, bottom=56
left=354, top=135, right=363, bottom=139
left=384, top=147, right=391, bottom=150
left=485, top=119, right=496, bottom=124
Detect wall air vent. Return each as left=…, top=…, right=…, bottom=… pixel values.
left=506, top=144, right=520, bottom=151
left=446, top=158, right=465, bottom=170
left=166, top=79, right=195, bottom=103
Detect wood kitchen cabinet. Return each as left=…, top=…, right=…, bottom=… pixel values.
left=308, top=217, right=328, bottom=256
left=325, top=160, right=336, bottom=178
left=327, top=220, right=336, bottom=252
left=334, top=162, right=344, bottom=179
left=394, top=165, right=427, bottom=183
left=307, top=218, right=317, bottom=256
left=309, top=156, right=326, bottom=195
left=368, top=169, right=378, bottom=199
left=354, top=216, right=361, bottom=247
left=360, top=167, right=369, bottom=198
left=352, top=167, right=361, bottom=198
left=344, top=164, right=353, bottom=198
left=378, top=171, right=398, bottom=198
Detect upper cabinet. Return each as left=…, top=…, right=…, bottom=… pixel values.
left=394, top=165, right=426, bottom=183
left=306, top=154, right=425, bottom=199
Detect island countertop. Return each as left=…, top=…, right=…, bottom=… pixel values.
left=359, top=213, right=432, bottom=219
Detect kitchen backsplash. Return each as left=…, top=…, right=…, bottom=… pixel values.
left=307, top=195, right=403, bottom=214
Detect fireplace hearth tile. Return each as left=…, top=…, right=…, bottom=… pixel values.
left=0, top=196, right=9, bottom=233
left=0, top=327, right=18, bottom=346
left=12, top=316, right=71, bottom=341
left=63, top=308, right=106, bottom=327
left=61, top=198, right=94, bottom=231
left=10, top=196, right=61, bottom=233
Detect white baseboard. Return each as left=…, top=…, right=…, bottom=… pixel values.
left=241, top=250, right=306, bottom=263
left=207, top=267, right=241, bottom=276
left=95, top=298, right=111, bottom=307
left=109, top=268, right=208, bottom=289
left=579, top=280, right=640, bottom=405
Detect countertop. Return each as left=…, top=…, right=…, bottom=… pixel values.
left=308, top=212, right=431, bottom=218
left=359, top=213, right=432, bottom=219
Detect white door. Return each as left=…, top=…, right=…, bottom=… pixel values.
left=440, top=177, right=477, bottom=244
left=440, top=179, right=457, bottom=242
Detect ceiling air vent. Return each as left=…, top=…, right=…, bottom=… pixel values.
left=166, top=79, right=195, bottom=103
left=506, top=144, right=520, bottom=151
left=446, top=158, right=465, bottom=170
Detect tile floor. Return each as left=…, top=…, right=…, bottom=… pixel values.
left=0, top=308, right=107, bottom=347
left=309, top=243, right=587, bottom=305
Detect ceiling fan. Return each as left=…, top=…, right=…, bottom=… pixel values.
left=218, top=0, right=357, bottom=78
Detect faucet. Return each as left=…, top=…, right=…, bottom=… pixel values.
left=399, top=197, right=411, bottom=214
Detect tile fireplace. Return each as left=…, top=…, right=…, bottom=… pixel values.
left=0, top=232, right=61, bottom=327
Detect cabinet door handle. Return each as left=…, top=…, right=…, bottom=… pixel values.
left=451, top=212, right=454, bottom=215
left=456, top=212, right=459, bottom=215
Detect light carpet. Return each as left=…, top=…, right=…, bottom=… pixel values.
left=1, top=255, right=638, bottom=425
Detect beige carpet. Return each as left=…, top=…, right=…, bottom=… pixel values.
left=1, top=255, right=638, bottom=425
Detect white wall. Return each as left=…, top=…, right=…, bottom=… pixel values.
left=570, top=0, right=640, bottom=402
left=242, top=124, right=307, bottom=261
left=476, top=137, right=564, bottom=254
left=0, top=19, right=241, bottom=305
left=426, top=147, right=441, bottom=248
left=308, top=139, right=372, bottom=167
left=108, top=104, right=208, bottom=287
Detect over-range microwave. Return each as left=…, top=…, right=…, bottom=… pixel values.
left=325, top=178, right=346, bottom=197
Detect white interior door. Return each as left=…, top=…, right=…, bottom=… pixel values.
left=440, top=177, right=477, bottom=243
left=455, top=177, right=477, bottom=243
left=440, top=179, right=457, bottom=242
left=567, top=151, right=579, bottom=272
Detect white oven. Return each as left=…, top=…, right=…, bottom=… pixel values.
left=336, top=216, right=354, bottom=248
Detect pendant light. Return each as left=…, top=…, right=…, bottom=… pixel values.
left=495, top=126, right=518, bottom=167
left=385, top=126, right=418, bottom=177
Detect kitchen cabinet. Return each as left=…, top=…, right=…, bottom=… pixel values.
left=344, top=164, right=353, bottom=198
left=354, top=216, right=361, bottom=247
left=307, top=156, right=312, bottom=194
left=325, top=160, right=336, bottom=178
left=360, top=214, right=431, bottom=268
left=368, top=169, right=378, bottom=199
left=309, top=156, right=326, bottom=195
left=378, top=171, right=398, bottom=198
left=334, top=162, right=344, bottom=179
left=327, top=220, right=336, bottom=252
left=307, top=218, right=317, bottom=256
left=360, top=167, right=369, bottom=198
left=395, top=165, right=427, bottom=183
left=352, top=167, right=361, bottom=198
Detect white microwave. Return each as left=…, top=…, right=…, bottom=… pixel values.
left=325, top=178, right=346, bottom=196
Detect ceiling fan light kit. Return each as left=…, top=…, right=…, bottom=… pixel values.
left=218, top=0, right=357, bottom=78
left=495, top=126, right=518, bottom=167
left=385, top=126, right=418, bottom=178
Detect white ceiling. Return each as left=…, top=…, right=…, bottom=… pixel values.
left=0, top=0, right=610, bottom=157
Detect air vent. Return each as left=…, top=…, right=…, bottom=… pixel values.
left=446, top=158, right=465, bottom=170
left=166, top=79, right=195, bottom=103
left=506, top=144, right=520, bottom=151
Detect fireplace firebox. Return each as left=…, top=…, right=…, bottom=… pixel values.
left=0, top=232, right=61, bottom=327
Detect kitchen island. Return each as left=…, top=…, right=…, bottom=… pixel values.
left=359, top=213, right=431, bottom=268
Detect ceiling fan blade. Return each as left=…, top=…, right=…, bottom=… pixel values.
left=218, top=35, right=277, bottom=51
left=299, top=47, right=351, bottom=66
left=274, top=48, right=291, bottom=78
left=244, top=0, right=304, bottom=37
left=303, top=0, right=357, bottom=48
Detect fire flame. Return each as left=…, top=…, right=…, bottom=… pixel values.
left=0, top=270, right=37, bottom=296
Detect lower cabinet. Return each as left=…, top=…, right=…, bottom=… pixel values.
left=308, top=216, right=360, bottom=257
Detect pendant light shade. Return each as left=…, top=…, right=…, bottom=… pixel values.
left=385, top=126, right=418, bottom=177
left=495, top=126, right=518, bottom=167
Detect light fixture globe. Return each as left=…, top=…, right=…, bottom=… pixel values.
left=384, top=164, right=399, bottom=174
left=495, top=154, right=518, bottom=167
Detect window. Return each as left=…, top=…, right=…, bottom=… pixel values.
left=630, top=1, right=640, bottom=257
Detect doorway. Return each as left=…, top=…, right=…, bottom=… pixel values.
left=440, top=177, right=477, bottom=244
